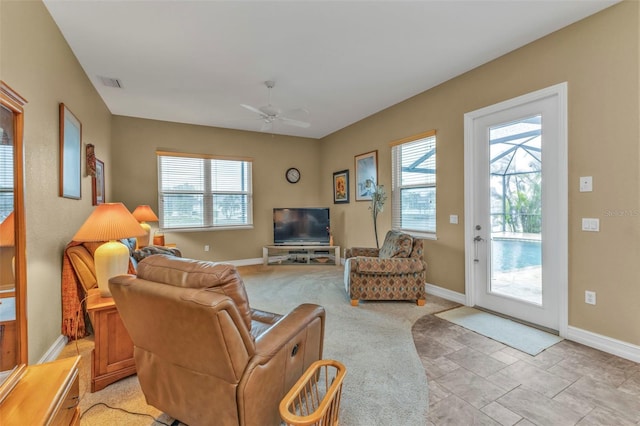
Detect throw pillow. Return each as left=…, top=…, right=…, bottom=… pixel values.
left=379, top=230, right=413, bottom=259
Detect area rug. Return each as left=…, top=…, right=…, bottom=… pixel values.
left=58, top=264, right=460, bottom=426
left=435, top=306, right=563, bottom=356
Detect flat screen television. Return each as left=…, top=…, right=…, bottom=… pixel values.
left=273, top=207, right=330, bottom=245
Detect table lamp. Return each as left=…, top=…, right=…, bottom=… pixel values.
left=131, top=205, right=159, bottom=248
left=73, top=203, right=145, bottom=297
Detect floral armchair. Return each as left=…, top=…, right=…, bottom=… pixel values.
left=344, top=230, right=427, bottom=306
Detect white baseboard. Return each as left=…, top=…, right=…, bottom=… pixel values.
left=38, top=335, right=68, bottom=364
left=228, top=257, right=263, bottom=266
left=423, top=284, right=640, bottom=363
left=567, top=326, right=640, bottom=363
left=425, top=283, right=466, bottom=305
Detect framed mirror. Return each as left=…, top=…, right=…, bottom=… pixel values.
left=0, top=81, right=28, bottom=400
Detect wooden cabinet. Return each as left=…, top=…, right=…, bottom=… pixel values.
left=86, top=289, right=136, bottom=392
left=0, top=356, right=81, bottom=425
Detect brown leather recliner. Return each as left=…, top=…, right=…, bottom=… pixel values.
left=109, top=254, right=326, bottom=426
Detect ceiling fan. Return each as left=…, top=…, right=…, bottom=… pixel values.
left=241, top=81, right=310, bottom=131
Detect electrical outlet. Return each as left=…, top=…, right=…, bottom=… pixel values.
left=204, top=245, right=210, bottom=252
left=585, top=290, right=596, bottom=305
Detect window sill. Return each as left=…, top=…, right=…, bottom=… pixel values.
left=406, top=231, right=437, bottom=241
left=161, top=225, right=254, bottom=233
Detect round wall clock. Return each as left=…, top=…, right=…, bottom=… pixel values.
left=286, top=167, right=301, bottom=184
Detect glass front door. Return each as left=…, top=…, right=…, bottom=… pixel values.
left=465, top=84, right=568, bottom=332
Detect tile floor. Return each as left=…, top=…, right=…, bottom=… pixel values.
left=412, top=314, right=640, bottom=425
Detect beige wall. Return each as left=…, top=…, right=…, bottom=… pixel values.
left=2, top=0, right=639, bottom=361
left=1, top=1, right=112, bottom=362
left=321, top=2, right=640, bottom=345
left=111, top=116, right=321, bottom=261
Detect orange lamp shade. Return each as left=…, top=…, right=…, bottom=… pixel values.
left=131, top=205, right=159, bottom=248
left=74, top=202, right=145, bottom=242
left=131, top=205, right=159, bottom=223
left=73, top=203, right=145, bottom=297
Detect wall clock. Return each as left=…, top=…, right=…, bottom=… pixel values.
left=286, top=167, right=301, bottom=184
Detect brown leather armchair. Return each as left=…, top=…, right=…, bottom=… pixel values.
left=109, top=255, right=326, bottom=426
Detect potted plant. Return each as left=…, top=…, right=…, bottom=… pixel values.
left=369, top=184, right=387, bottom=248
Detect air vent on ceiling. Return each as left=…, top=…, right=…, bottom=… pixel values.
left=98, top=76, right=122, bottom=88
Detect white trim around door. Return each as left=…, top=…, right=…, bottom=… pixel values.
left=464, top=82, right=568, bottom=337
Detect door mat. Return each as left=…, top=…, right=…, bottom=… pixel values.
left=435, top=306, right=563, bottom=356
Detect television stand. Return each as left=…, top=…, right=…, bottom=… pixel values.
left=263, top=245, right=341, bottom=267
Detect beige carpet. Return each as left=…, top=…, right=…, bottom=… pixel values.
left=58, top=264, right=459, bottom=425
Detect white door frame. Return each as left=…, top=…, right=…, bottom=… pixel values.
left=463, top=83, right=568, bottom=337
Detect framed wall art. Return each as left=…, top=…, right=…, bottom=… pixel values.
left=86, top=143, right=96, bottom=177
left=92, top=158, right=105, bottom=205
left=354, top=150, right=378, bottom=201
left=332, top=169, right=349, bottom=204
left=59, top=103, right=82, bottom=199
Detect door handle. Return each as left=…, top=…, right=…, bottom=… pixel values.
left=473, top=234, right=484, bottom=262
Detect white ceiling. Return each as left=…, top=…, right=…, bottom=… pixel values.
left=43, top=0, right=619, bottom=139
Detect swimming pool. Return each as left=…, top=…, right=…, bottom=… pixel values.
left=491, top=238, right=541, bottom=272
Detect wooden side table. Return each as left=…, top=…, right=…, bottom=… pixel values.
left=86, top=289, right=136, bottom=392
left=0, top=355, right=81, bottom=425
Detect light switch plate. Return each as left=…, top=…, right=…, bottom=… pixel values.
left=585, top=291, right=596, bottom=305
left=580, top=176, right=593, bottom=192
left=581, top=218, right=599, bottom=231
left=449, top=215, right=458, bottom=224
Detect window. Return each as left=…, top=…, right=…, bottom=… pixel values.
left=0, top=105, right=14, bottom=221
left=0, top=144, right=13, bottom=221
left=157, top=151, right=253, bottom=231
left=391, top=130, right=436, bottom=237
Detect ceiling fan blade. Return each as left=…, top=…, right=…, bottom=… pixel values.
left=241, top=104, right=267, bottom=117
left=280, top=116, right=310, bottom=128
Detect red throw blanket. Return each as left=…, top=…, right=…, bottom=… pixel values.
left=61, top=241, right=137, bottom=340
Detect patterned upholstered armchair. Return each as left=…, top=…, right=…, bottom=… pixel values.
left=344, top=230, right=427, bottom=306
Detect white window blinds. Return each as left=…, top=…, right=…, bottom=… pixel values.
left=0, top=106, right=14, bottom=219
left=391, top=131, right=436, bottom=235
left=157, top=151, right=253, bottom=230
